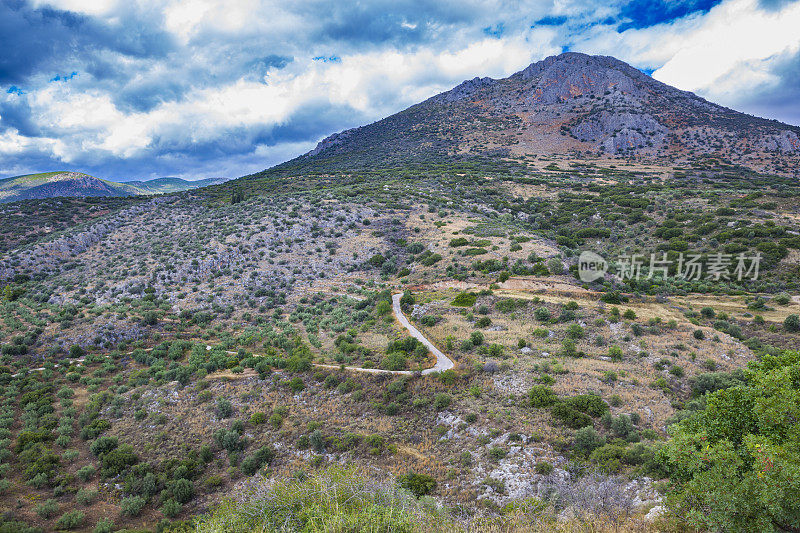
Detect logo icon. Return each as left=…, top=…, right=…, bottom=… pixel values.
left=578, top=251, right=608, bottom=282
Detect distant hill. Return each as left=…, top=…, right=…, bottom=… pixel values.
left=0, top=172, right=226, bottom=203
left=122, top=177, right=226, bottom=194
left=267, top=52, right=800, bottom=176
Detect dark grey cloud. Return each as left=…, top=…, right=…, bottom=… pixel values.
left=0, top=0, right=174, bottom=85
left=1, top=0, right=799, bottom=181
left=731, top=50, right=800, bottom=126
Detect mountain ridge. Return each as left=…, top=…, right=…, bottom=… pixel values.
left=284, top=52, right=800, bottom=176
left=0, top=172, right=227, bottom=203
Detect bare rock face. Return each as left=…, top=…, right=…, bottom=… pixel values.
left=761, top=130, right=800, bottom=152
left=517, top=53, right=651, bottom=104
left=572, top=111, right=668, bottom=152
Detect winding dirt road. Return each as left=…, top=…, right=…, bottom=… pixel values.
left=315, top=293, right=454, bottom=375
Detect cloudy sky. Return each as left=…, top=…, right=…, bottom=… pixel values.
left=2, top=0, right=800, bottom=181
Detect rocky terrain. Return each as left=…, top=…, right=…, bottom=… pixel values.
left=0, top=53, right=798, bottom=532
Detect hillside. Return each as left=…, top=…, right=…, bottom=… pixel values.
left=265, top=52, right=800, bottom=177
left=0, top=172, right=225, bottom=203
left=0, top=52, right=799, bottom=532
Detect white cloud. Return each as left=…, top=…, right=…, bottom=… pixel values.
left=6, top=0, right=800, bottom=178
left=651, top=0, right=800, bottom=99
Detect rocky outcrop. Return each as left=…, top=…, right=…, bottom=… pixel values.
left=572, top=111, right=668, bottom=152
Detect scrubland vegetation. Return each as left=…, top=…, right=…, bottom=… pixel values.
left=0, top=157, right=798, bottom=531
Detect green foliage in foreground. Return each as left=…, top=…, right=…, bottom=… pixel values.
left=664, top=350, right=800, bottom=532
left=194, top=466, right=449, bottom=533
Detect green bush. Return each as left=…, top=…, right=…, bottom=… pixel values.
left=172, top=478, right=194, bottom=503
left=433, top=394, right=451, bottom=410
left=574, top=426, right=605, bottom=456
left=589, top=444, right=627, bottom=473
left=100, top=444, right=138, bottom=477
left=241, top=446, right=275, bottom=476
left=551, top=403, right=592, bottom=429
left=55, top=510, right=85, bottom=530
left=161, top=498, right=182, bottom=518
left=528, top=386, right=558, bottom=408
left=451, top=292, right=477, bottom=307
left=663, top=349, right=800, bottom=531
left=398, top=472, right=437, bottom=497
left=93, top=518, right=114, bottom=533
left=76, top=464, right=96, bottom=481
left=35, top=499, right=59, bottom=518
left=566, top=394, right=608, bottom=417
left=75, top=488, right=98, bottom=505
left=120, top=495, right=146, bottom=517
left=90, top=436, right=118, bottom=457
left=216, top=398, right=233, bottom=418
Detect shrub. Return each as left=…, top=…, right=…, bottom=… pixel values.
left=528, top=385, right=558, bottom=408
left=90, top=436, right=118, bottom=457
left=434, top=394, right=451, bottom=410
left=693, top=329, right=705, bottom=340
left=451, top=292, right=477, bottom=307
left=589, top=444, right=626, bottom=473
left=382, top=353, right=407, bottom=371
left=120, top=495, right=146, bottom=516
left=470, top=331, right=484, bottom=346
left=567, top=394, right=608, bottom=417
left=398, top=472, right=437, bottom=497
left=216, top=398, right=233, bottom=418
left=76, top=465, right=96, bottom=481
left=100, top=444, right=138, bottom=477
left=269, top=413, right=284, bottom=428
left=551, top=403, right=592, bottom=429
left=250, top=412, right=266, bottom=425
left=608, top=345, right=623, bottom=360
left=663, top=350, right=800, bottom=531
left=55, top=510, right=85, bottom=530
left=161, top=499, right=182, bottom=518
left=288, top=377, right=305, bottom=392
left=35, top=499, right=59, bottom=518
left=241, top=446, right=275, bottom=476
left=784, top=314, right=800, bottom=332
left=566, top=324, right=584, bottom=339
left=173, top=478, right=195, bottom=503
left=534, top=461, right=554, bottom=475
left=75, top=488, right=98, bottom=505
left=547, top=258, right=564, bottom=274
left=534, top=307, right=551, bottom=321
left=93, top=518, right=114, bottom=533
left=574, top=426, right=605, bottom=456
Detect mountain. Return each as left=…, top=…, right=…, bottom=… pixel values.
left=122, top=177, right=227, bottom=194
left=275, top=52, right=800, bottom=176
left=0, top=172, right=226, bottom=203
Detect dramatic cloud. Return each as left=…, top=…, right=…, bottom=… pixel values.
left=1, top=0, right=799, bottom=180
